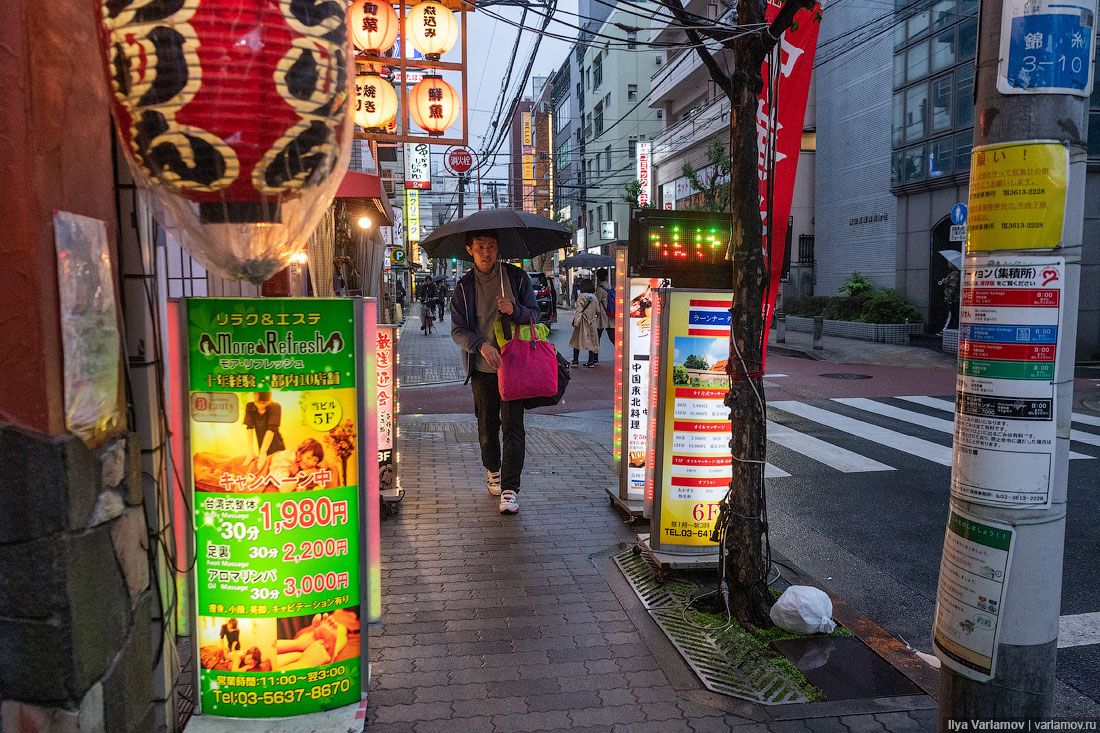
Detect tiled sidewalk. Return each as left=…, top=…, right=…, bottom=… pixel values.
left=365, top=319, right=939, bottom=732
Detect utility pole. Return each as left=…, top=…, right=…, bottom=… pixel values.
left=457, top=171, right=467, bottom=219
left=934, top=0, right=1093, bottom=722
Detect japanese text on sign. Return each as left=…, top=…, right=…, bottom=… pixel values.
left=966, top=142, right=1067, bottom=251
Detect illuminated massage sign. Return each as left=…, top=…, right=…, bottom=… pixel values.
left=186, top=299, right=361, bottom=718
left=97, top=0, right=351, bottom=284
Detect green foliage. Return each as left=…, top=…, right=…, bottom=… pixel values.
left=857, top=288, right=923, bottom=324
left=838, top=272, right=874, bottom=297
left=784, top=283, right=922, bottom=325
left=673, top=365, right=690, bottom=385
left=783, top=296, right=832, bottom=317
left=683, top=354, right=709, bottom=370
left=680, top=140, right=732, bottom=213
left=622, top=180, right=656, bottom=208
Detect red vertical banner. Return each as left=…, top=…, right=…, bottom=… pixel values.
left=758, top=2, right=822, bottom=362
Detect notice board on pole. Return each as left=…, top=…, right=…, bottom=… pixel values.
left=180, top=297, right=376, bottom=718
left=648, top=289, right=732, bottom=554
left=953, top=256, right=1065, bottom=508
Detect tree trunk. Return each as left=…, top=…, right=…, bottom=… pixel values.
left=721, top=0, right=771, bottom=625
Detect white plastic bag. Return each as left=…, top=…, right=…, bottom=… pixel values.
left=769, top=586, right=837, bottom=634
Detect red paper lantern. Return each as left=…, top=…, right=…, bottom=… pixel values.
left=409, top=76, right=459, bottom=136
left=350, top=0, right=399, bottom=55
left=97, top=0, right=352, bottom=283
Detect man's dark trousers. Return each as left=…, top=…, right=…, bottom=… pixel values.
left=470, top=370, right=525, bottom=492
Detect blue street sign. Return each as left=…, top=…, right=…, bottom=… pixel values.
left=951, top=203, right=968, bottom=225
left=1002, top=8, right=1094, bottom=94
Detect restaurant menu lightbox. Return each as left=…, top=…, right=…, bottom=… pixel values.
left=649, top=289, right=732, bottom=552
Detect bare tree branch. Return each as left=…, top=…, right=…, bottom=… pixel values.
left=659, top=0, right=735, bottom=101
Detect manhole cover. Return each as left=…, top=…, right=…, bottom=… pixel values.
left=819, top=373, right=873, bottom=380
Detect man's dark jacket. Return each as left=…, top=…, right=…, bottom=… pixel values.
left=450, top=263, right=539, bottom=379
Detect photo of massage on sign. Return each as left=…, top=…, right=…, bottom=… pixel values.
left=198, top=607, right=362, bottom=673
left=190, top=389, right=358, bottom=494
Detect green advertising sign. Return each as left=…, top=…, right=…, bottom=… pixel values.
left=186, top=298, right=362, bottom=719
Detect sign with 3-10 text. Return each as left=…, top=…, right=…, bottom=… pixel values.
left=998, top=0, right=1097, bottom=95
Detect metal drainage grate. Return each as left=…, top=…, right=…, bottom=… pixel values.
left=819, top=373, right=873, bottom=380
left=613, top=549, right=809, bottom=705
left=613, top=548, right=682, bottom=610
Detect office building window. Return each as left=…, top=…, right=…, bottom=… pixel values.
left=930, top=137, right=953, bottom=177
left=955, top=64, right=973, bottom=128
left=931, top=28, right=955, bottom=71
left=605, top=145, right=611, bottom=169
left=627, top=84, right=638, bottom=101
left=627, top=31, right=636, bottom=49
left=905, top=83, right=928, bottom=142
left=629, top=137, right=638, bottom=160
left=595, top=104, right=604, bottom=135
left=931, top=74, right=952, bottom=131
left=594, top=55, right=603, bottom=88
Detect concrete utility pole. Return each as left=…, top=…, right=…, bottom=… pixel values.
left=936, top=0, right=1092, bottom=721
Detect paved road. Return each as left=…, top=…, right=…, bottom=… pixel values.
left=395, top=306, right=1100, bottom=717
left=758, top=393, right=1100, bottom=718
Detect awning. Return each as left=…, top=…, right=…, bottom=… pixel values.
left=336, top=170, right=394, bottom=227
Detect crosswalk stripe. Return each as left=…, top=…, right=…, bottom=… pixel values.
left=765, top=463, right=791, bottom=478
left=833, top=397, right=955, bottom=434
left=769, top=401, right=955, bottom=466
left=895, top=396, right=1099, bottom=456
left=1058, top=612, right=1100, bottom=648
left=1073, top=412, right=1100, bottom=428
left=767, top=420, right=895, bottom=473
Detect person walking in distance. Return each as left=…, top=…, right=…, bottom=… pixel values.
left=570, top=278, right=601, bottom=367
left=451, top=231, right=540, bottom=514
left=595, top=267, right=615, bottom=348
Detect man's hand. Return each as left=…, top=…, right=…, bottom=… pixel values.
left=479, top=342, right=503, bottom=369
left=496, top=296, right=514, bottom=315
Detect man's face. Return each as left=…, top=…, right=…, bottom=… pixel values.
left=466, top=236, right=499, bottom=274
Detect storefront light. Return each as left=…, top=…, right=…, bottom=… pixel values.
left=405, top=1, right=458, bottom=60
left=350, top=0, right=399, bottom=54
left=409, top=76, right=459, bottom=135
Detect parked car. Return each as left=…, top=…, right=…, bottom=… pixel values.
left=527, top=271, right=557, bottom=327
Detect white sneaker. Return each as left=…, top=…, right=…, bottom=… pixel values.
left=486, top=470, right=502, bottom=496
left=499, top=489, right=518, bottom=514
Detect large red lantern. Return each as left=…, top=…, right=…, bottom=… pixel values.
left=409, top=76, right=459, bottom=136
left=97, top=0, right=352, bottom=283
left=350, top=0, right=399, bottom=55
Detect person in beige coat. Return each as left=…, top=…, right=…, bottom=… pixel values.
left=569, top=279, right=601, bottom=367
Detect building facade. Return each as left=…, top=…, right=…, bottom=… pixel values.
left=580, top=2, right=663, bottom=253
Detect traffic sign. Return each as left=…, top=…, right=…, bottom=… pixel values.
left=950, top=224, right=967, bottom=242
left=390, top=247, right=407, bottom=265
left=951, top=203, right=968, bottom=225
left=447, top=147, right=474, bottom=174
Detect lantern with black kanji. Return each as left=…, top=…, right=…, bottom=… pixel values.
left=355, top=73, right=398, bottom=130
left=95, top=0, right=352, bottom=284
left=409, top=76, right=459, bottom=135
left=350, top=0, right=400, bottom=55
left=405, top=1, right=458, bottom=61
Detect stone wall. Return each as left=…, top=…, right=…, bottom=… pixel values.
left=0, top=429, right=153, bottom=732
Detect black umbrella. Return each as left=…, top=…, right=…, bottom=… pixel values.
left=420, top=208, right=572, bottom=261
left=561, top=252, right=614, bottom=268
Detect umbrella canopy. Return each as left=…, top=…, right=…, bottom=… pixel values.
left=420, top=208, right=571, bottom=261
left=937, top=250, right=962, bottom=269
left=561, top=252, right=614, bottom=268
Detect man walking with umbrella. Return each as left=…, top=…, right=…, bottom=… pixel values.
left=450, top=230, right=540, bottom=514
